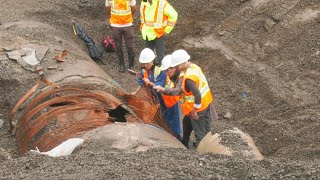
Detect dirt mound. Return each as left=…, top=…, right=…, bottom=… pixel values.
left=0, top=0, right=320, bottom=179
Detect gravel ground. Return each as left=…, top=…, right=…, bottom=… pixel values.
left=0, top=0, right=320, bottom=179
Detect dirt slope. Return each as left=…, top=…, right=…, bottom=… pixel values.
left=0, top=0, right=320, bottom=179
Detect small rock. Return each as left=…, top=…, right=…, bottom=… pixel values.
left=4, top=46, right=15, bottom=52
left=58, top=68, right=64, bottom=71
left=47, top=65, right=58, bottom=69
left=264, top=18, right=277, bottom=31
left=38, top=71, right=44, bottom=76
left=36, top=66, right=44, bottom=71
left=7, top=50, right=21, bottom=61
left=224, top=112, right=232, bottom=119
left=0, top=118, right=4, bottom=129
left=218, top=30, right=227, bottom=36
left=0, top=148, right=12, bottom=160
left=35, top=46, right=49, bottom=62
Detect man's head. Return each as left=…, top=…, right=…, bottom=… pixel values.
left=139, top=48, right=155, bottom=70
left=161, top=55, right=176, bottom=77
left=171, top=49, right=190, bottom=71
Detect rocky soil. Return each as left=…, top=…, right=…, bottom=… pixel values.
left=0, top=0, right=320, bottom=179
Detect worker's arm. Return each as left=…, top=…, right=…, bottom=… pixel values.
left=130, top=0, right=137, bottom=15
left=137, top=70, right=145, bottom=87
left=131, top=5, right=137, bottom=15
left=185, top=79, right=201, bottom=107
left=132, top=70, right=145, bottom=95
left=105, top=0, right=111, bottom=16
left=163, top=2, right=178, bottom=34
left=146, top=70, right=166, bottom=87
left=163, top=77, right=183, bottom=95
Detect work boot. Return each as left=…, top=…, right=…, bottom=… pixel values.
left=117, top=52, right=125, bottom=73
left=128, top=54, right=135, bottom=75
left=181, top=139, right=189, bottom=149
left=118, top=64, right=125, bottom=73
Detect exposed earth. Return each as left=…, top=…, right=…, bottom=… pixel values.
left=0, top=0, right=320, bottom=179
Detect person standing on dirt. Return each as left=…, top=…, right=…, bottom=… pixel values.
left=131, top=48, right=181, bottom=140
left=154, top=49, right=218, bottom=148
left=140, top=0, right=178, bottom=66
left=105, top=0, right=137, bottom=73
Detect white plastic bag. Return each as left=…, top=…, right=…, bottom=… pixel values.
left=30, top=138, right=84, bottom=157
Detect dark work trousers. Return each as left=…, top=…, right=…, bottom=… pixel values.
left=145, top=35, right=165, bottom=65
left=181, top=105, right=213, bottom=148
left=191, top=105, right=212, bottom=147
left=181, top=115, right=193, bottom=148
left=111, top=26, right=135, bottom=69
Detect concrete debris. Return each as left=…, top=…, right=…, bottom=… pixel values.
left=21, top=48, right=39, bottom=66
left=47, top=65, right=58, bottom=69
left=38, top=71, right=44, bottom=76
left=21, top=44, right=49, bottom=62
left=6, top=46, right=47, bottom=71
left=3, top=46, right=15, bottom=52
left=7, top=50, right=21, bottom=61
left=264, top=18, right=277, bottom=31
left=36, top=66, right=44, bottom=71
left=197, top=127, right=264, bottom=160
left=224, top=112, right=232, bottom=119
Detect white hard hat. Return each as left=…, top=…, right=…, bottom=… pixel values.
left=139, top=48, right=156, bottom=63
left=160, top=55, right=172, bottom=70
left=171, top=49, right=190, bottom=67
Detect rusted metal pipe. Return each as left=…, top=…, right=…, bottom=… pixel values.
left=10, top=60, right=174, bottom=155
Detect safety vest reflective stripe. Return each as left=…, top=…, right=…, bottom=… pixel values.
left=140, top=5, right=145, bottom=23
left=180, top=64, right=213, bottom=115
left=144, top=21, right=167, bottom=28
left=111, top=9, right=131, bottom=15
left=183, top=85, right=210, bottom=102
left=165, top=80, right=173, bottom=88
left=155, top=0, right=166, bottom=26
left=140, top=0, right=167, bottom=29
left=110, top=0, right=131, bottom=15
left=142, top=66, right=162, bottom=81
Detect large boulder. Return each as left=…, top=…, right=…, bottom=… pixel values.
left=81, top=123, right=185, bottom=152
left=197, top=127, right=264, bottom=160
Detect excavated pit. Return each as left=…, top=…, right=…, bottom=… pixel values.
left=0, top=0, right=320, bottom=179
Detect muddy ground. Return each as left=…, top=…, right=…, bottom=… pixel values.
left=0, top=0, right=320, bottom=179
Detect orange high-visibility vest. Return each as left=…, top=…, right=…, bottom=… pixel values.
left=140, top=0, right=176, bottom=38
left=180, top=64, right=213, bottom=115
left=142, top=66, right=162, bottom=83
left=162, top=76, right=180, bottom=108
left=109, top=0, right=133, bottom=25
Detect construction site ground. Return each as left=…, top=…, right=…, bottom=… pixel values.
left=0, top=0, right=320, bottom=179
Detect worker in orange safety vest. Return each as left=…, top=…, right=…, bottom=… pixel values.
left=106, top=0, right=137, bottom=73
left=132, top=49, right=182, bottom=140
left=154, top=49, right=219, bottom=148
left=140, top=0, right=178, bottom=66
